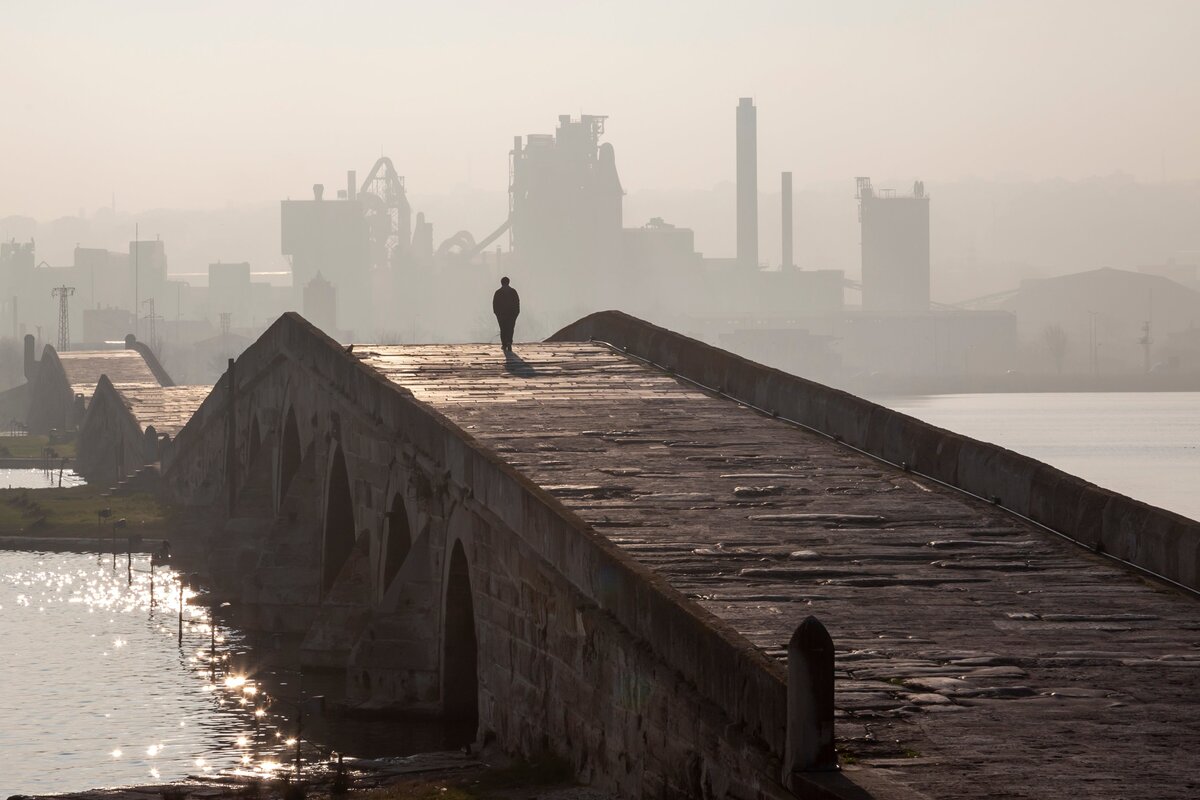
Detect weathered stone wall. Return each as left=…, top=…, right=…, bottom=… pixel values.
left=25, top=345, right=75, bottom=434
left=160, top=313, right=794, bottom=799
left=550, top=310, right=1200, bottom=592
left=76, top=376, right=145, bottom=485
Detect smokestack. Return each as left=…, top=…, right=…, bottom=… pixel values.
left=347, top=171, right=357, bottom=201
left=781, top=171, right=793, bottom=270
left=313, top=184, right=324, bottom=201
left=736, top=97, right=758, bottom=269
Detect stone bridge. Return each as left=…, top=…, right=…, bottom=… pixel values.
left=155, top=311, right=1200, bottom=800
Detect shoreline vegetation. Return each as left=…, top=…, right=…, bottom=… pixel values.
left=0, top=483, right=175, bottom=541
left=0, top=433, right=77, bottom=460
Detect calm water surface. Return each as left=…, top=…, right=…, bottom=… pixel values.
left=0, top=467, right=86, bottom=489
left=883, top=392, right=1200, bottom=522
left=0, top=551, right=444, bottom=796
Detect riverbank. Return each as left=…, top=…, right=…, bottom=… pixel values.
left=0, top=434, right=76, bottom=460
left=7, top=751, right=610, bottom=800
left=0, top=483, right=175, bottom=539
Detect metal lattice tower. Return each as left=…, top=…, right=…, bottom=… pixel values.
left=142, top=298, right=161, bottom=356
left=51, top=285, right=75, bottom=351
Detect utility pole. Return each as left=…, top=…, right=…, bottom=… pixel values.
left=142, top=298, right=161, bottom=356
left=134, top=223, right=139, bottom=339
left=1139, top=320, right=1152, bottom=374
left=51, top=286, right=75, bottom=351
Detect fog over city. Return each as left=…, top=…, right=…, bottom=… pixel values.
left=5, top=5, right=1200, bottom=799
left=1, top=0, right=1198, bottom=392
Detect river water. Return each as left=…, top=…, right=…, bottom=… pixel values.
left=0, top=467, right=86, bottom=489
left=0, top=551, right=448, bottom=797
left=882, top=392, right=1200, bottom=523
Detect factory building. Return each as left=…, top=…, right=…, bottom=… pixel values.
left=303, top=272, right=337, bottom=336
left=281, top=182, right=372, bottom=337
left=736, top=98, right=758, bottom=269
left=857, top=177, right=930, bottom=313
left=207, top=261, right=252, bottom=328
left=509, top=115, right=624, bottom=302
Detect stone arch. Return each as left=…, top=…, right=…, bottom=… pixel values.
left=382, top=490, right=413, bottom=593
left=442, top=538, right=478, bottom=736
left=278, top=404, right=301, bottom=504
left=322, top=444, right=355, bottom=593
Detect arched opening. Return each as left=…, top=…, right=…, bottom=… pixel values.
left=442, top=540, right=478, bottom=737
left=322, top=446, right=355, bottom=593
left=382, top=492, right=412, bottom=592
left=278, top=407, right=301, bottom=502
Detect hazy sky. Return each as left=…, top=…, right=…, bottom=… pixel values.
left=4, top=0, right=1198, bottom=219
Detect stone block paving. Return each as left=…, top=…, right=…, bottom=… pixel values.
left=362, top=343, right=1200, bottom=800
left=118, top=385, right=213, bottom=436
left=60, top=350, right=161, bottom=392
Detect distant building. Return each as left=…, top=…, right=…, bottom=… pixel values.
left=622, top=218, right=699, bottom=276
left=0, top=240, right=35, bottom=336
left=856, top=177, right=930, bottom=313
left=720, top=327, right=840, bottom=379
left=208, top=261, right=252, bottom=327
left=282, top=183, right=371, bottom=336
left=999, top=267, right=1200, bottom=373
left=74, top=246, right=128, bottom=311
left=130, top=238, right=169, bottom=318
left=510, top=115, right=623, bottom=299
left=82, top=307, right=136, bottom=345
left=303, top=272, right=337, bottom=334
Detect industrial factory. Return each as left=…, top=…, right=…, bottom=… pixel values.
left=1, top=97, right=1021, bottom=390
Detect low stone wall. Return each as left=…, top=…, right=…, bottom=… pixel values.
left=550, top=310, right=1200, bottom=593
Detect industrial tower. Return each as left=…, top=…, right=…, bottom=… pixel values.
left=51, top=285, right=74, bottom=351
left=736, top=98, right=758, bottom=269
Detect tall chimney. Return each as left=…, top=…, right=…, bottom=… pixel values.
left=347, top=170, right=357, bottom=201
left=781, top=171, right=793, bottom=269
left=736, top=97, right=758, bottom=269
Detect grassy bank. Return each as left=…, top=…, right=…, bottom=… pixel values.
left=0, top=483, right=174, bottom=536
left=0, top=434, right=77, bottom=459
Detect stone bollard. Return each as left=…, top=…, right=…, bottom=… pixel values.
left=782, top=616, right=837, bottom=787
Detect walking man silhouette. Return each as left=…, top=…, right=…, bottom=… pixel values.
left=492, top=276, right=520, bottom=351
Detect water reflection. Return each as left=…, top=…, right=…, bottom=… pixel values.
left=0, top=550, right=433, bottom=797
left=0, top=467, right=87, bottom=489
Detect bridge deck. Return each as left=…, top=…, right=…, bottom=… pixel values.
left=361, top=342, right=1200, bottom=799
left=117, top=385, right=212, bottom=436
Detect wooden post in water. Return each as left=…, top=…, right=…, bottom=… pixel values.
left=178, top=581, right=184, bottom=646
left=111, top=518, right=125, bottom=569
left=782, top=616, right=838, bottom=788
left=210, top=611, right=216, bottom=678
left=126, top=536, right=132, bottom=586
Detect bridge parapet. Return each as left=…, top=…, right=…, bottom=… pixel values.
left=550, top=310, right=1200, bottom=592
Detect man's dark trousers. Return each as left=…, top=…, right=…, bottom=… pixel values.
left=497, top=315, right=517, bottom=349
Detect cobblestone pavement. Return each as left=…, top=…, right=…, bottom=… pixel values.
left=362, top=343, right=1200, bottom=800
